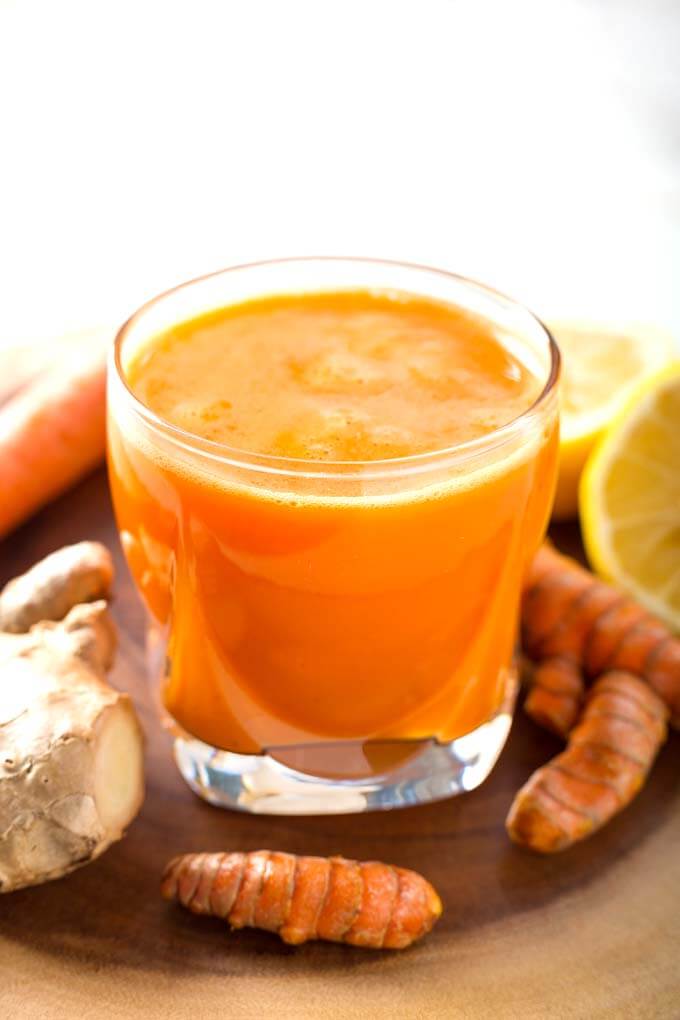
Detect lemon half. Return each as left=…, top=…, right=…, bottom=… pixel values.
left=580, top=364, right=680, bottom=632
left=549, top=322, right=674, bottom=520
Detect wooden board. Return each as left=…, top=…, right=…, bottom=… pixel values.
left=1, top=470, right=679, bottom=1020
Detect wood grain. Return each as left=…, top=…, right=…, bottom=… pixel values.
left=1, top=469, right=679, bottom=1020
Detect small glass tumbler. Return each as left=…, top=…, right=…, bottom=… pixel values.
left=107, top=258, right=560, bottom=814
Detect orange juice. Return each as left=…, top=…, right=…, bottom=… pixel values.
left=108, top=283, right=558, bottom=762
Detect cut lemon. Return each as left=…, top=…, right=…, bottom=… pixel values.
left=549, top=321, right=674, bottom=520
left=580, top=364, right=680, bottom=632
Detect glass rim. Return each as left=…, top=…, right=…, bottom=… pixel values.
left=110, top=256, right=561, bottom=482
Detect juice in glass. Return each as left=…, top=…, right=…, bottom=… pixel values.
left=107, top=259, right=559, bottom=813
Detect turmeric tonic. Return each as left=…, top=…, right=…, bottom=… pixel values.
left=110, top=289, right=558, bottom=758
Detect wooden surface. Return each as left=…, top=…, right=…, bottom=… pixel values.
left=1, top=470, right=679, bottom=1020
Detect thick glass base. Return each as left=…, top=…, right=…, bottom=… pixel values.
left=172, top=669, right=518, bottom=815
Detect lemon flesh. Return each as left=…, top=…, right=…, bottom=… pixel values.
left=580, top=365, right=680, bottom=632
left=550, top=322, right=674, bottom=520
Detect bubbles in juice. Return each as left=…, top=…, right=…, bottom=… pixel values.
left=127, top=290, right=542, bottom=463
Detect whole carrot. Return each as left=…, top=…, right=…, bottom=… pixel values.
left=0, top=346, right=107, bottom=538
left=507, top=671, right=668, bottom=852
left=522, top=544, right=680, bottom=735
left=162, top=851, right=442, bottom=949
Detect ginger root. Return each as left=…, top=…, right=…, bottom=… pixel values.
left=521, top=544, right=680, bottom=736
left=507, top=671, right=668, bottom=852
left=0, top=543, right=144, bottom=892
left=0, top=540, right=113, bottom=633
left=162, top=851, right=442, bottom=949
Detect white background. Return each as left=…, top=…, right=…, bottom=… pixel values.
left=1, top=0, right=678, bottom=348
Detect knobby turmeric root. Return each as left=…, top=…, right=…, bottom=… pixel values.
left=523, top=656, right=585, bottom=737
left=521, top=544, right=680, bottom=736
left=162, top=851, right=442, bottom=949
left=0, top=543, right=144, bottom=892
left=507, top=671, right=668, bottom=852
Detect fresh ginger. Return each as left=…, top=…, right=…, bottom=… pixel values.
left=0, top=541, right=113, bottom=633
left=162, top=851, right=442, bottom=949
left=521, top=543, right=680, bottom=737
left=507, top=671, right=668, bottom=852
left=0, top=542, right=144, bottom=892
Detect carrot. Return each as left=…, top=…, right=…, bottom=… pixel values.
left=521, top=544, right=680, bottom=733
left=507, top=671, right=668, bottom=852
left=162, top=851, right=442, bottom=949
left=0, top=348, right=107, bottom=538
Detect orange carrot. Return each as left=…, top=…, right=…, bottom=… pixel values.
left=162, top=851, right=442, bottom=949
left=507, top=671, right=668, bottom=852
left=0, top=349, right=107, bottom=538
left=522, top=544, right=680, bottom=731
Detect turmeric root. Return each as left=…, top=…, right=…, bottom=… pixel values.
left=522, top=544, right=680, bottom=734
left=162, top=851, right=442, bottom=949
left=523, top=656, right=585, bottom=737
left=0, top=544, right=144, bottom=892
left=507, top=671, right=668, bottom=852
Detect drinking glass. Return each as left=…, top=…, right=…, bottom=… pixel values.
left=107, top=258, right=560, bottom=814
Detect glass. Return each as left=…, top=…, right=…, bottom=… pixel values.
left=107, top=258, right=560, bottom=814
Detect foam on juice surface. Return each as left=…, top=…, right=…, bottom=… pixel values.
left=126, top=290, right=543, bottom=465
